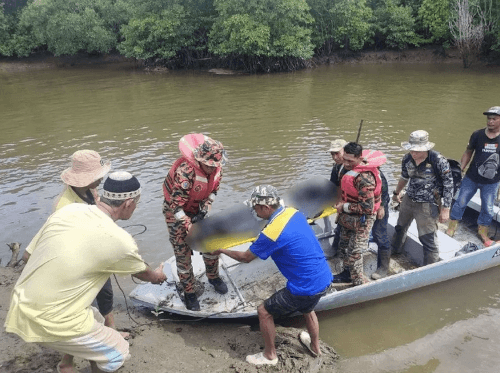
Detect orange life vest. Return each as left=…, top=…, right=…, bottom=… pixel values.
left=341, top=149, right=386, bottom=214
left=163, top=134, right=222, bottom=214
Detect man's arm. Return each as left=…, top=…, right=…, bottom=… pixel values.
left=341, top=171, right=376, bottom=215
left=392, top=178, right=408, bottom=203
left=133, top=263, right=166, bottom=284
left=213, top=248, right=257, bottom=263
left=460, top=149, right=474, bottom=172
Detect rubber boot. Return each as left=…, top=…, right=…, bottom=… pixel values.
left=420, top=233, right=440, bottom=266
left=391, top=225, right=407, bottom=254
left=445, top=220, right=458, bottom=237
left=184, top=292, right=200, bottom=311
left=423, top=250, right=440, bottom=265
left=332, top=268, right=352, bottom=283
left=371, top=250, right=391, bottom=280
left=478, top=225, right=494, bottom=247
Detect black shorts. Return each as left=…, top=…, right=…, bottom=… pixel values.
left=95, top=278, right=114, bottom=316
left=264, top=287, right=327, bottom=318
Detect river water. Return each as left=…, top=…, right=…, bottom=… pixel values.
left=1, top=61, right=500, bottom=372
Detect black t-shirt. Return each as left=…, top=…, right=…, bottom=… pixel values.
left=466, top=128, right=500, bottom=184
left=329, top=163, right=345, bottom=186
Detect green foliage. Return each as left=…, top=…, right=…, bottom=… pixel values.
left=0, top=4, right=10, bottom=56
left=418, top=0, right=451, bottom=42
left=307, top=0, right=373, bottom=52
left=117, top=0, right=216, bottom=60
left=373, top=0, right=422, bottom=49
left=119, top=5, right=197, bottom=59
left=477, top=0, right=500, bottom=52
left=331, top=0, right=374, bottom=51
left=11, top=0, right=132, bottom=56
left=208, top=0, right=314, bottom=59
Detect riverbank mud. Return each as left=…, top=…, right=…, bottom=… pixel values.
left=0, top=263, right=338, bottom=373
left=0, top=46, right=471, bottom=74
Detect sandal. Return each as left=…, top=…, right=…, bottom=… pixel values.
left=245, top=352, right=278, bottom=365
left=299, top=331, right=319, bottom=357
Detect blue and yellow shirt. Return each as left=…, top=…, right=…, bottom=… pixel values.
left=250, top=206, right=332, bottom=296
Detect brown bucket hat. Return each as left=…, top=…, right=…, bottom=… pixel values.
left=61, top=150, right=111, bottom=187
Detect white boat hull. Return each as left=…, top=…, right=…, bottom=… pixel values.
left=130, top=207, right=500, bottom=319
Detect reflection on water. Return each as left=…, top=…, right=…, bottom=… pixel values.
left=1, top=62, right=500, bottom=369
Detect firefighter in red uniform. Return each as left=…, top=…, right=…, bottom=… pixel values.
left=334, top=142, right=386, bottom=286
left=162, top=134, right=228, bottom=311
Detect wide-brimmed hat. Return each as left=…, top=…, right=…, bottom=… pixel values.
left=328, top=139, right=347, bottom=152
left=483, top=106, right=500, bottom=116
left=61, top=150, right=111, bottom=187
left=102, top=171, right=141, bottom=200
left=193, top=138, right=226, bottom=167
left=401, top=130, right=435, bottom=151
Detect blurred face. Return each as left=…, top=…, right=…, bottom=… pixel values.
left=330, top=149, right=344, bottom=165
left=200, top=163, right=217, bottom=175
left=253, top=204, right=272, bottom=219
left=486, top=115, right=500, bottom=132
left=87, top=177, right=103, bottom=190
left=343, top=152, right=362, bottom=171
left=410, top=150, right=427, bottom=162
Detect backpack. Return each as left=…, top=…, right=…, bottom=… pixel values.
left=429, top=150, right=462, bottom=196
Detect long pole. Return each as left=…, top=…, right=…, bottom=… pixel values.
left=355, top=119, right=363, bottom=143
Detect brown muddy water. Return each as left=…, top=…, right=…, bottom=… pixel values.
left=1, top=61, right=500, bottom=372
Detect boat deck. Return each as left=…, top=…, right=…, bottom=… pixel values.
left=130, top=205, right=498, bottom=318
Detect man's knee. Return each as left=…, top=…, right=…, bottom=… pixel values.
left=257, top=303, right=272, bottom=320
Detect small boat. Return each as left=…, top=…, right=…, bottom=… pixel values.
left=130, top=181, right=500, bottom=319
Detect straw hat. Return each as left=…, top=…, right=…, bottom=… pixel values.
left=401, top=130, right=435, bottom=151
left=61, top=150, right=111, bottom=187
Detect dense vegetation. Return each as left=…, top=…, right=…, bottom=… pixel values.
left=1, top=0, right=499, bottom=71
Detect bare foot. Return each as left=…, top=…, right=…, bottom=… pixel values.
left=57, top=355, right=78, bottom=373
left=119, top=331, right=130, bottom=340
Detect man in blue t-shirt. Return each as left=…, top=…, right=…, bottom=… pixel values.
left=446, top=106, right=500, bottom=247
left=214, top=185, right=332, bottom=366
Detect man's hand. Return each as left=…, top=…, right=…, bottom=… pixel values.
left=212, top=249, right=224, bottom=256
left=334, top=202, right=344, bottom=212
left=392, top=192, right=401, bottom=203
left=376, top=206, right=385, bottom=220
left=152, top=263, right=167, bottom=284
left=439, top=207, right=450, bottom=224
left=191, top=211, right=207, bottom=224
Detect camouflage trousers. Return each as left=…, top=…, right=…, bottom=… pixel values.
left=337, top=213, right=375, bottom=286
left=166, top=219, right=220, bottom=294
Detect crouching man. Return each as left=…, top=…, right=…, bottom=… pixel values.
left=214, top=185, right=332, bottom=366
left=4, top=171, right=166, bottom=373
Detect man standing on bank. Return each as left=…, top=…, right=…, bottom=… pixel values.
left=446, top=107, right=500, bottom=247
left=162, top=133, right=228, bottom=311
left=392, top=130, right=453, bottom=265
left=214, top=185, right=332, bottom=366
left=5, top=172, right=166, bottom=373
